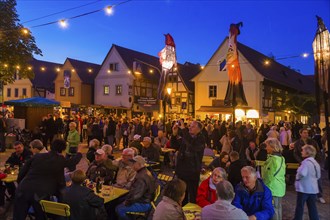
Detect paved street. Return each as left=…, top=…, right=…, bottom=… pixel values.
left=0, top=148, right=329, bottom=220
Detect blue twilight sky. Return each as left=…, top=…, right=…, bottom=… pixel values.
left=16, top=0, right=329, bottom=75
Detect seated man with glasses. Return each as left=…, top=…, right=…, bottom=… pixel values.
left=196, top=167, right=227, bottom=208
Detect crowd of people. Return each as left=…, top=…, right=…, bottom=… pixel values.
left=0, top=112, right=328, bottom=220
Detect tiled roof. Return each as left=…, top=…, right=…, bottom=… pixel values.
left=30, top=58, right=61, bottom=92
left=113, top=44, right=162, bottom=84
left=113, top=44, right=201, bottom=90
left=67, top=58, right=101, bottom=85
left=237, top=41, right=314, bottom=94
left=179, top=62, right=202, bottom=92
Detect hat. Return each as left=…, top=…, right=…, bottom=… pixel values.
left=129, top=155, right=146, bottom=166
left=95, top=149, right=105, bottom=155
left=133, top=134, right=141, bottom=140
left=143, top=137, right=151, bottom=143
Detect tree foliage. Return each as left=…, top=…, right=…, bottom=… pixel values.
left=0, top=0, right=42, bottom=84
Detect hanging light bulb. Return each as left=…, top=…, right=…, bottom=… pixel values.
left=59, top=19, right=68, bottom=28
left=302, top=53, right=309, bottom=58
left=22, top=28, right=29, bottom=35
left=105, top=6, right=113, bottom=15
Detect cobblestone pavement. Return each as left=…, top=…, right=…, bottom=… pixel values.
left=1, top=148, right=329, bottom=220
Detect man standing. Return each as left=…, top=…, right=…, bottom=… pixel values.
left=232, top=166, right=274, bottom=220
left=115, top=156, right=156, bottom=220
left=201, top=180, right=248, bottom=220
left=171, top=120, right=205, bottom=205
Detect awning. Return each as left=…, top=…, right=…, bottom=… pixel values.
left=4, top=97, right=60, bottom=107
left=197, top=105, right=252, bottom=113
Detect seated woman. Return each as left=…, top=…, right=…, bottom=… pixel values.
left=196, top=167, right=227, bottom=208
left=208, top=152, right=230, bottom=171
left=153, top=178, right=186, bottom=220
left=63, top=169, right=106, bottom=220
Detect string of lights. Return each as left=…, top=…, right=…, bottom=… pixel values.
left=21, top=0, right=105, bottom=24
left=1, top=0, right=132, bottom=32
left=0, top=50, right=314, bottom=75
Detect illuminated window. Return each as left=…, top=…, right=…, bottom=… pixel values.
left=104, top=85, right=110, bottom=95
left=301, top=116, right=308, bottom=124
left=115, top=85, right=122, bottom=95
left=68, top=87, right=74, bottom=96
left=60, top=87, right=66, bottom=96
left=209, top=85, right=217, bottom=98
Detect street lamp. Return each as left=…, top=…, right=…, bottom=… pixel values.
left=163, top=87, right=172, bottom=131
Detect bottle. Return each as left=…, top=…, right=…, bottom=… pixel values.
left=96, top=177, right=101, bottom=193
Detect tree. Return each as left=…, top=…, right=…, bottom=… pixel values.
left=0, top=0, right=42, bottom=86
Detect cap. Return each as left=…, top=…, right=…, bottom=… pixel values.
left=129, top=155, right=146, bottom=166
left=133, top=134, right=141, bottom=140
left=143, top=137, right=151, bottom=143
left=95, top=149, right=105, bottom=155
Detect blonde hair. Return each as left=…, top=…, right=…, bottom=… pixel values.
left=265, top=138, right=283, bottom=153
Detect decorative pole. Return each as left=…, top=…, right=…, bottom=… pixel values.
left=158, top=34, right=176, bottom=130
left=312, top=16, right=330, bottom=179
left=223, top=23, right=248, bottom=125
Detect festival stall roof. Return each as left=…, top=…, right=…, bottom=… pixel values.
left=5, top=97, right=59, bottom=130
left=4, top=97, right=60, bottom=107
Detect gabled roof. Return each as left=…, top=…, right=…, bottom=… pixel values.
left=66, top=58, right=101, bottom=85
left=113, top=44, right=162, bottom=84
left=179, top=62, right=202, bottom=92
left=30, top=58, right=61, bottom=92
left=237, top=41, right=314, bottom=94
left=113, top=44, right=201, bottom=90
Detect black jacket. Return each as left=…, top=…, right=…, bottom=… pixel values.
left=17, top=151, right=82, bottom=197
left=171, top=128, right=205, bottom=180
left=141, top=144, right=160, bottom=162
left=125, top=167, right=156, bottom=206
left=228, top=159, right=246, bottom=188
left=6, top=148, right=32, bottom=167
left=62, top=183, right=105, bottom=220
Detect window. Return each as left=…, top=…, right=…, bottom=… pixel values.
left=301, top=116, right=308, bottom=124
left=209, top=85, right=217, bottom=98
left=68, top=87, right=74, bottom=96
left=104, top=85, right=110, bottom=95
left=7, top=88, right=11, bottom=97
left=60, top=87, right=66, bottom=96
left=22, top=88, right=27, bottom=96
left=109, top=63, right=119, bottom=71
left=115, top=85, right=122, bottom=95
left=128, top=85, right=133, bottom=95
left=15, top=88, right=19, bottom=97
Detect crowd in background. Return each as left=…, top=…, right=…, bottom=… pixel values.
left=0, top=111, right=329, bottom=219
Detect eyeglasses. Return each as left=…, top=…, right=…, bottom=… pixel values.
left=213, top=174, right=223, bottom=178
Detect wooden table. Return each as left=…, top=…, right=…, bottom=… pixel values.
left=183, top=203, right=201, bottom=220
left=95, top=185, right=129, bottom=203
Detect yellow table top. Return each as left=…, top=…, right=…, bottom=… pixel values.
left=161, top=148, right=175, bottom=153
left=95, top=185, right=129, bottom=203
left=183, top=203, right=201, bottom=220
left=2, top=173, right=18, bottom=183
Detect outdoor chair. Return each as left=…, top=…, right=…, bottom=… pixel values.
left=39, top=200, right=70, bottom=220
left=126, top=184, right=161, bottom=219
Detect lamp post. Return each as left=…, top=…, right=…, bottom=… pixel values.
left=163, top=87, right=172, bottom=131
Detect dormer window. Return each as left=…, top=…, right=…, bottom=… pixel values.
left=109, top=63, right=119, bottom=71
